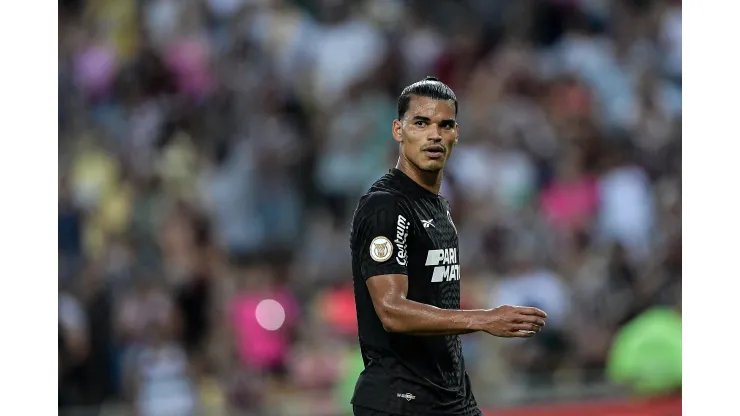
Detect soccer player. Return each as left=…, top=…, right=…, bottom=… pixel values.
left=349, top=77, right=549, bottom=416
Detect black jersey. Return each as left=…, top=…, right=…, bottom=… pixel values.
left=349, top=169, right=480, bottom=416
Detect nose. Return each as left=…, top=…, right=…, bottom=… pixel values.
left=427, top=125, right=443, bottom=142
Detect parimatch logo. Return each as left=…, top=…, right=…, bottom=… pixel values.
left=425, top=248, right=460, bottom=282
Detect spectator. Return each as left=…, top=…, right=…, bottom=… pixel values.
left=596, top=144, right=656, bottom=261
left=59, top=290, right=89, bottom=408
left=606, top=304, right=682, bottom=396
left=227, top=263, right=299, bottom=378
left=540, top=147, right=599, bottom=233
left=57, top=0, right=681, bottom=412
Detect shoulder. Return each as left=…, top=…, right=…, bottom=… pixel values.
left=352, top=191, right=413, bottom=233
left=359, top=190, right=404, bottom=210
left=354, top=191, right=412, bottom=220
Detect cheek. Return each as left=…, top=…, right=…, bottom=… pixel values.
left=401, top=137, right=424, bottom=158
left=402, top=129, right=424, bottom=144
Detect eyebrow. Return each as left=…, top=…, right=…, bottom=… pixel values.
left=410, top=116, right=456, bottom=124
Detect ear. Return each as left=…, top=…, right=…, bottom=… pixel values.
left=392, top=119, right=403, bottom=143
left=454, top=123, right=460, bottom=146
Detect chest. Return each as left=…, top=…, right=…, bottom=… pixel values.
left=408, top=199, right=458, bottom=249
left=406, top=199, right=460, bottom=280
left=404, top=199, right=462, bottom=308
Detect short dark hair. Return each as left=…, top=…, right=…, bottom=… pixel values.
left=397, top=76, right=458, bottom=120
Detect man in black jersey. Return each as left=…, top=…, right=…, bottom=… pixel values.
left=349, top=77, right=549, bottom=416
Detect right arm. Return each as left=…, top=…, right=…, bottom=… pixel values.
left=354, top=192, right=547, bottom=338
left=366, top=273, right=546, bottom=337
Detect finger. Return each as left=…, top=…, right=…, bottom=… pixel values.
left=511, top=323, right=542, bottom=333
left=517, top=307, right=548, bottom=318
left=508, top=330, right=537, bottom=338
left=517, top=315, right=546, bottom=327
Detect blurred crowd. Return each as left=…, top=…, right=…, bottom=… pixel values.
left=58, top=0, right=681, bottom=414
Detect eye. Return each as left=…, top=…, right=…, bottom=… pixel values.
left=414, top=120, right=427, bottom=127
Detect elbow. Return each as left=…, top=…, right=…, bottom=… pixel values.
left=376, top=303, right=406, bottom=333
left=380, top=318, right=401, bottom=333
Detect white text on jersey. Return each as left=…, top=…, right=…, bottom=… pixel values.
left=395, top=215, right=409, bottom=266
left=425, top=248, right=460, bottom=282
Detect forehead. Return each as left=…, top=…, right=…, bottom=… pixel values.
left=405, top=95, right=456, bottom=120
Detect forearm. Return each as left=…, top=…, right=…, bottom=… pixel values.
left=376, top=297, right=487, bottom=336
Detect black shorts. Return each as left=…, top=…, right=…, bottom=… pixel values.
left=352, top=405, right=400, bottom=416
left=353, top=404, right=484, bottom=416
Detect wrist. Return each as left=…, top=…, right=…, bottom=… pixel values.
left=466, top=309, right=489, bottom=332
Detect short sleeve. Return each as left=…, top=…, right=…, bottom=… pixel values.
left=353, top=192, right=411, bottom=280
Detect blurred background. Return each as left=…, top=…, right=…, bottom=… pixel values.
left=58, top=0, right=681, bottom=415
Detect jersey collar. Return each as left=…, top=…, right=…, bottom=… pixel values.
left=389, top=168, right=441, bottom=199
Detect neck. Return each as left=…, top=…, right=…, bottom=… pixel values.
left=396, top=157, right=443, bottom=194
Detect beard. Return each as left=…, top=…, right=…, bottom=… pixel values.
left=419, top=163, right=444, bottom=173
left=400, top=141, right=452, bottom=173
left=415, top=156, right=446, bottom=173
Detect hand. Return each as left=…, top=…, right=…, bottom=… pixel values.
left=481, top=305, right=548, bottom=338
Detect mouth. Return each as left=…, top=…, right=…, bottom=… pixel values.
left=423, top=145, right=445, bottom=159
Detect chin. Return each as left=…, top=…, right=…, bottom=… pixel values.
left=420, top=161, right=445, bottom=172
